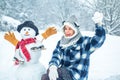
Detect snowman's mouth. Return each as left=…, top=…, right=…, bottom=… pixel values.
left=25, top=34, right=30, bottom=36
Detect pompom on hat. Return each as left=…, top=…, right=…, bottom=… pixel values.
left=17, top=21, right=39, bottom=36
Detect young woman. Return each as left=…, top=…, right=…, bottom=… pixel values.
left=42, top=12, right=106, bottom=80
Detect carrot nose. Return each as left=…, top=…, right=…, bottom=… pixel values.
left=25, top=31, right=29, bottom=35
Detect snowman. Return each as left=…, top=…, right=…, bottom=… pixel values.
left=13, top=21, right=46, bottom=80
left=4, top=20, right=57, bottom=80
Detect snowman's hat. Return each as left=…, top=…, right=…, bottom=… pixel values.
left=17, top=21, right=39, bottom=36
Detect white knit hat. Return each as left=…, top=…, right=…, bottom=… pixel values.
left=62, top=15, right=80, bottom=38
left=60, top=15, right=82, bottom=48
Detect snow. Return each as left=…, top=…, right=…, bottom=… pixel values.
left=0, top=31, right=120, bottom=80
left=0, top=15, right=21, bottom=28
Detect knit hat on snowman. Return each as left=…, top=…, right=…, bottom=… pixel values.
left=17, top=21, right=39, bottom=36
left=60, top=15, right=82, bottom=48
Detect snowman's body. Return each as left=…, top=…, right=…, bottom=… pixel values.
left=14, top=24, right=46, bottom=80
left=15, top=40, right=46, bottom=80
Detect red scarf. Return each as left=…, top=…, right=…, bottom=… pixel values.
left=16, top=38, right=36, bottom=62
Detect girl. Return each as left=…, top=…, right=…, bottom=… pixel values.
left=42, top=12, right=106, bottom=80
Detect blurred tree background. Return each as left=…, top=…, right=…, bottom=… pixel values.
left=0, top=0, right=120, bottom=36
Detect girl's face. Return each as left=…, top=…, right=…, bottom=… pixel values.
left=64, top=25, right=75, bottom=37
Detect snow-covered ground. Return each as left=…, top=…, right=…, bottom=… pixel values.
left=0, top=31, right=120, bottom=80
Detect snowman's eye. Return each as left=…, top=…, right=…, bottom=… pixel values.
left=24, top=29, right=26, bottom=31
left=28, top=29, right=30, bottom=31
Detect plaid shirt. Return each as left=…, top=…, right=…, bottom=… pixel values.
left=49, top=24, right=106, bottom=80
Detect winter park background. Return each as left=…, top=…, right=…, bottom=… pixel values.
left=0, top=0, right=120, bottom=80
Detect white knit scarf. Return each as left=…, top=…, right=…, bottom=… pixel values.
left=60, top=31, right=82, bottom=48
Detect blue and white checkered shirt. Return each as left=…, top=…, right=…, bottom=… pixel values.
left=49, top=24, right=106, bottom=80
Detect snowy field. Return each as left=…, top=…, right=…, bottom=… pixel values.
left=0, top=31, right=120, bottom=80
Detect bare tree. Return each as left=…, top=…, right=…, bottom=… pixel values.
left=37, top=0, right=94, bottom=30
left=38, top=0, right=82, bottom=27
left=80, top=0, right=120, bottom=36
left=0, top=0, right=94, bottom=31
left=102, top=0, right=120, bottom=36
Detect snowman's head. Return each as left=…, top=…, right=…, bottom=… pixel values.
left=20, top=27, right=36, bottom=39
left=17, top=21, right=39, bottom=39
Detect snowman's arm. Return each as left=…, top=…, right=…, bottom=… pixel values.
left=31, top=40, right=46, bottom=51
left=41, top=27, right=57, bottom=39
left=4, top=31, right=19, bottom=46
left=40, top=38, right=44, bottom=43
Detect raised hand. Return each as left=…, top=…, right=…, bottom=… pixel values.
left=92, top=11, right=103, bottom=25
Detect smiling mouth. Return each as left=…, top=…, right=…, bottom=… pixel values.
left=25, top=34, right=30, bottom=36
left=66, top=34, right=71, bottom=36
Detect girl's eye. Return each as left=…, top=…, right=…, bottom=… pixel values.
left=69, top=28, right=72, bottom=30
